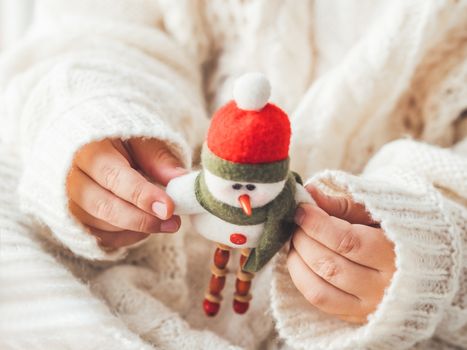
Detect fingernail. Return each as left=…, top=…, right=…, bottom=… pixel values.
left=160, top=217, right=179, bottom=233
left=152, top=201, right=168, bottom=219
left=294, top=206, right=305, bottom=226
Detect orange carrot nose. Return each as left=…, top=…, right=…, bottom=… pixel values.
left=238, top=194, right=252, bottom=216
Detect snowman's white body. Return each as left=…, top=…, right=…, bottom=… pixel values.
left=166, top=171, right=313, bottom=249
left=192, top=213, right=264, bottom=248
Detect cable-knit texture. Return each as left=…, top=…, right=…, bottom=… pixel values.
left=0, top=0, right=466, bottom=349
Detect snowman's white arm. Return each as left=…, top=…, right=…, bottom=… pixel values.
left=166, top=171, right=205, bottom=215
left=295, top=183, right=315, bottom=205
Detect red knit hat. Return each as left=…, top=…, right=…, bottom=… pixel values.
left=206, top=73, right=291, bottom=165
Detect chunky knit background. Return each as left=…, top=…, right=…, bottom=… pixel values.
left=0, top=0, right=466, bottom=349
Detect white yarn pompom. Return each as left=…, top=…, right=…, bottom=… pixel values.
left=233, top=73, right=271, bottom=111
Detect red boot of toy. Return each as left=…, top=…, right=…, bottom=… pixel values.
left=203, top=298, right=220, bottom=317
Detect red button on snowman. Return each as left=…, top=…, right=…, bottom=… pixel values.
left=167, top=73, right=312, bottom=316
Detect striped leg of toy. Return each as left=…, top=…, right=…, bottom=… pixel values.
left=233, top=248, right=254, bottom=314
left=203, top=243, right=230, bottom=316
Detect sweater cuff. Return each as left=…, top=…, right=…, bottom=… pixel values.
left=18, top=96, right=192, bottom=261
left=271, top=170, right=462, bottom=349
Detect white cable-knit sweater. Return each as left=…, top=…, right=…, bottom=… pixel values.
left=0, top=1, right=466, bottom=349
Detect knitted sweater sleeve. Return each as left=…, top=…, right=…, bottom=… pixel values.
left=271, top=139, right=467, bottom=349
left=0, top=0, right=209, bottom=261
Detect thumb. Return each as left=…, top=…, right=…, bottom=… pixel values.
left=305, top=184, right=378, bottom=226
left=128, top=138, right=188, bottom=186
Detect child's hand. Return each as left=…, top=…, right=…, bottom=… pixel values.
left=67, top=138, right=187, bottom=249
left=288, top=185, right=396, bottom=324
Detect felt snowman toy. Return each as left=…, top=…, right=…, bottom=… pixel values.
left=166, top=73, right=312, bottom=316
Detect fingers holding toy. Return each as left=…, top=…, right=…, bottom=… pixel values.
left=74, top=138, right=175, bottom=220
left=287, top=245, right=391, bottom=323
left=68, top=166, right=180, bottom=234
left=66, top=137, right=187, bottom=249
left=294, top=203, right=395, bottom=271
left=289, top=194, right=396, bottom=323
left=291, top=229, right=387, bottom=299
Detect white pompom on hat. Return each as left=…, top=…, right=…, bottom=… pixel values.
left=233, top=72, right=271, bottom=111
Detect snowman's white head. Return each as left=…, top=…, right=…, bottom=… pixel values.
left=201, top=72, right=292, bottom=216
left=204, top=169, right=286, bottom=215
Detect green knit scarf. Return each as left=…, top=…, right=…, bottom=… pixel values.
left=195, top=171, right=301, bottom=272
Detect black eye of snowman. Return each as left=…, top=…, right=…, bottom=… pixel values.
left=246, top=184, right=256, bottom=191
left=232, top=183, right=242, bottom=190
